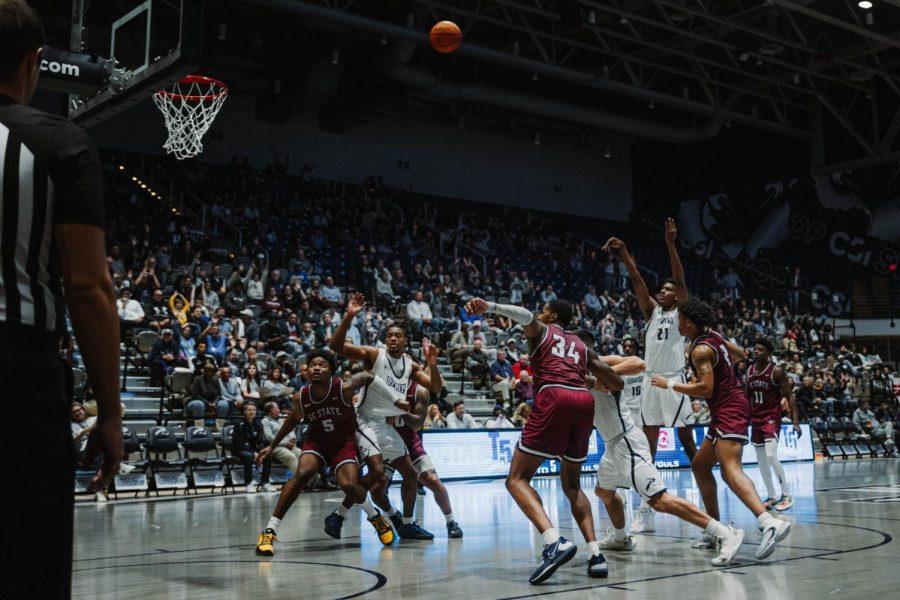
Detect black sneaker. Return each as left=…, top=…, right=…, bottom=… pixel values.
left=529, top=537, right=577, bottom=585
left=447, top=521, right=463, bottom=538
left=397, top=520, right=434, bottom=540
left=324, top=510, right=345, bottom=539
left=388, top=512, right=403, bottom=532
left=587, top=553, right=608, bottom=578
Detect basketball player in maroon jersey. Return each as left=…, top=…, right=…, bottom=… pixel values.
left=748, top=339, right=800, bottom=511
left=254, top=350, right=394, bottom=556
left=651, top=298, right=791, bottom=559
left=465, top=297, right=623, bottom=584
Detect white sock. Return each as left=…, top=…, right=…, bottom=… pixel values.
left=754, top=444, right=777, bottom=499
left=336, top=504, right=350, bottom=518
left=757, top=512, right=776, bottom=529
left=402, top=516, right=414, bottom=525
left=766, top=439, right=789, bottom=495
left=444, top=512, right=454, bottom=524
left=613, top=526, right=628, bottom=541
left=639, top=498, right=650, bottom=511
left=704, top=518, right=730, bottom=538
left=266, top=516, right=281, bottom=533
left=359, top=498, right=378, bottom=519
left=587, top=540, right=601, bottom=557
left=541, top=527, right=560, bottom=545
left=388, top=507, right=401, bottom=518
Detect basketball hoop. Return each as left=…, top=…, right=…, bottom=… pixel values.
left=153, top=75, right=228, bottom=160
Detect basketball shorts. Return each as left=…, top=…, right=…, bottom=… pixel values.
left=385, top=454, right=436, bottom=481
left=595, top=428, right=666, bottom=500
left=751, top=421, right=781, bottom=446
left=628, top=406, right=643, bottom=429
left=640, top=372, right=692, bottom=427
left=706, top=400, right=751, bottom=445
left=356, top=420, right=408, bottom=462
left=301, top=435, right=358, bottom=472
left=518, top=385, right=595, bottom=462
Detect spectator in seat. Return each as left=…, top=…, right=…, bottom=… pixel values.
left=168, top=291, right=189, bottom=327
left=375, top=268, right=396, bottom=308
left=315, top=313, right=336, bottom=346
left=261, top=366, right=290, bottom=408
left=583, top=286, right=603, bottom=320
left=186, top=363, right=224, bottom=423
left=540, top=284, right=557, bottom=304
left=511, top=354, right=532, bottom=380
left=514, top=370, right=535, bottom=406
left=178, top=324, right=197, bottom=364
left=407, top=290, right=437, bottom=339
left=504, top=338, right=521, bottom=362
left=205, top=324, right=228, bottom=363
left=446, top=401, right=480, bottom=429
left=218, top=366, right=242, bottom=417
left=485, top=406, right=514, bottom=429
left=320, top=275, right=344, bottom=308
left=490, top=349, right=515, bottom=408
left=224, top=280, right=248, bottom=317
left=689, top=399, right=711, bottom=424
left=261, top=286, right=283, bottom=316
left=116, top=287, right=144, bottom=339
left=299, top=322, right=316, bottom=352
left=191, top=340, right=219, bottom=373
left=854, top=400, right=895, bottom=452
left=259, top=311, right=287, bottom=352
left=512, top=402, right=531, bottom=427
left=464, top=337, right=490, bottom=390
left=145, top=289, right=171, bottom=333
left=424, top=404, right=447, bottom=429
left=242, top=363, right=262, bottom=407
left=149, top=328, right=178, bottom=384
left=71, top=402, right=96, bottom=465
left=261, top=402, right=302, bottom=472
left=231, top=403, right=273, bottom=493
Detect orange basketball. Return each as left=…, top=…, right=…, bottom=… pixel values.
left=430, top=21, right=462, bottom=53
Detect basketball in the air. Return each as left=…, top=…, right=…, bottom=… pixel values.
left=430, top=21, right=462, bottom=53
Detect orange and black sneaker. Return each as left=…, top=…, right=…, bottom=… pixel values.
left=369, top=513, right=395, bottom=546
left=256, top=528, right=277, bottom=556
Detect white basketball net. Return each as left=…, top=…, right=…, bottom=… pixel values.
left=153, top=77, right=227, bottom=160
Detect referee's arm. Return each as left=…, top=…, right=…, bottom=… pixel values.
left=55, top=131, right=122, bottom=491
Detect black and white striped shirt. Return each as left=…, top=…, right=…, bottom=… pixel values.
left=0, top=94, right=104, bottom=336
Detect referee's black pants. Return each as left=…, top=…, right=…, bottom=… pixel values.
left=0, top=354, right=73, bottom=598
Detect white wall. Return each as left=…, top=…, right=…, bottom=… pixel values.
left=833, top=319, right=900, bottom=337
left=91, top=95, right=633, bottom=220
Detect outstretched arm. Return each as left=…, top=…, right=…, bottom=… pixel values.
left=343, top=371, right=375, bottom=397
left=652, top=345, right=715, bottom=398
left=328, top=292, right=379, bottom=366
left=664, top=217, right=690, bottom=299
left=603, top=238, right=656, bottom=321
left=587, top=349, right=624, bottom=391
left=464, top=297, right=545, bottom=340
left=410, top=341, right=443, bottom=395
left=775, top=366, right=801, bottom=436
left=601, top=354, right=646, bottom=376
left=723, top=339, right=748, bottom=363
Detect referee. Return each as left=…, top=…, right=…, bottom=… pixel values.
left=0, top=2, right=121, bottom=597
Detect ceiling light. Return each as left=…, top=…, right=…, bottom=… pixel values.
left=534, top=132, right=541, bottom=146
left=118, top=165, right=124, bottom=171
left=759, top=43, right=784, bottom=56
left=588, top=10, right=596, bottom=25
left=850, top=70, right=873, bottom=82
left=858, top=1, right=873, bottom=9
left=604, top=145, right=611, bottom=158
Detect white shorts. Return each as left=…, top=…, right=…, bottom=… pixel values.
left=595, top=428, right=667, bottom=500
left=640, top=372, right=692, bottom=427
left=356, top=420, right=408, bottom=462
left=385, top=454, right=437, bottom=480
left=628, top=406, right=643, bottom=429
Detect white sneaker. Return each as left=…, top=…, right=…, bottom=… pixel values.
left=118, top=463, right=136, bottom=475
left=245, top=484, right=257, bottom=494
left=598, top=528, right=635, bottom=551
left=94, top=491, right=108, bottom=503
left=711, top=526, right=745, bottom=566
left=774, top=494, right=794, bottom=511
left=631, top=507, right=655, bottom=533
left=691, top=532, right=717, bottom=549
left=261, top=483, right=275, bottom=492
left=756, top=517, right=791, bottom=559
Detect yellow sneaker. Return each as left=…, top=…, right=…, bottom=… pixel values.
left=369, top=513, right=395, bottom=546
left=256, top=528, right=277, bottom=556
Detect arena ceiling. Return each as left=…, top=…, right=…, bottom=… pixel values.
left=35, top=1, right=900, bottom=172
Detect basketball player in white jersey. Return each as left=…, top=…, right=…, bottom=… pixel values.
left=575, top=331, right=745, bottom=566
left=330, top=293, right=461, bottom=539
left=603, top=218, right=696, bottom=533
left=325, top=372, right=426, bottom=540
left=620, top=337, right=644, bottom=427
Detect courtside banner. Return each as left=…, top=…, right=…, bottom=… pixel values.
left=401, top=424, right=813, bottom=482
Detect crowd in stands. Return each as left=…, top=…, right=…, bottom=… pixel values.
left=68, top=153, right=898, bottom=456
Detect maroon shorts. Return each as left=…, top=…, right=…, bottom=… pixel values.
left=751, top=421, right=781, bottom=446
left=518, top=385, right=594, bottom=462
left=706, top=399, right=751, bottom=445
left=396, top=427, right=427, bottom=462
left=301, top=435, right=358, bottom=472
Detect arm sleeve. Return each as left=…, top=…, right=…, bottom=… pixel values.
left=486, top=302, right=534, bottom=325
left=53, top=124, right=104, bottom=227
